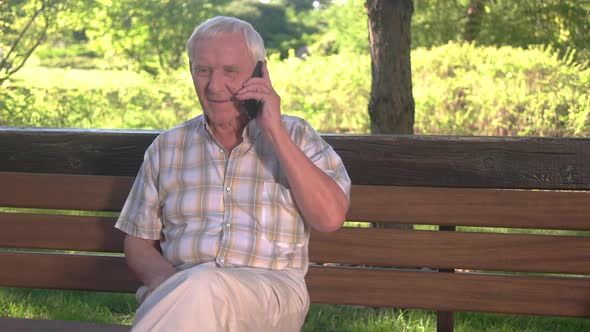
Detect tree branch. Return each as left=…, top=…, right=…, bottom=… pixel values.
left=0, top=1, right=47, bottom=73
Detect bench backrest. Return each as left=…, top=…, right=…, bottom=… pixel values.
left=1, top=128, right=590, bottom=323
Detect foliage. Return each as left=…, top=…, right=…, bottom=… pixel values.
left=476, top=0, right=590, bottom=61
left=219, top=0, right=320, bottom=59
left=412, top=0, right=468, bottom=47
left=270, top=51, right=371, bottom=133
left=306, top=0, right=369, bottom=55
left=0, top=0, right=97, bottom=85
left=0, top=69, right=199, bottom=129
left=412, top=42, right=590, bottom=137
left=87, top=0, right=228, bottom=76
left=309, top=0, right=590, bottom=63
left=412, top=0, right=590, bottom=62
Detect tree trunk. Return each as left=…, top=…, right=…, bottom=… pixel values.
left=366, top=0, right=414, bottom=230
left=366, top=0, right=415, bottom=135
left=465, top=0, right=486, bottom=42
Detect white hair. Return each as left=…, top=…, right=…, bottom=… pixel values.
left=186, top=16, right=266, bottom=64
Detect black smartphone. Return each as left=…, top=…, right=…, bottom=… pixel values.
left=242, top=60, right=263, bottom=119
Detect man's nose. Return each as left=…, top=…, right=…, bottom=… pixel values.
left=206, top=71, right=227, bottom=93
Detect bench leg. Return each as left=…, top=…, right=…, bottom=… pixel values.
left=437, top=225, right=455, bottom=332
left=437, top=311, right=454, bottom=332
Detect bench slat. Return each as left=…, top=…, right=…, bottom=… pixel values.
left=0, top=252, right=140, bottom=292
left=307, top=266, right=590, bottom=318
left=2, top=251, right=589, bottom=319
left=0, top=172, right=134, bottom=211
left=0, top=213, right=123, bottom=252
left=0, top=252, right=590, bottom=317
left=3, top=128, right=590, bottom=190
left=310, top=228, right=590, bottom=275
left=3, top=213, right=589, bottom=275
left=3, top=172, right=590, bottom=230
left=350, top=185, right=590, bottom=230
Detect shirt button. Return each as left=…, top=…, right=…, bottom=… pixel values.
left=225, top=186, right=231, bottom=192
left=225, top=222, right=231, bottom=227
left=219, top=148, right=223, bottom=153
left=219, top=259, right=225, bottom=263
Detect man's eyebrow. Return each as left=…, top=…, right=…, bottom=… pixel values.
left=223, top=65, right=240, bottom=71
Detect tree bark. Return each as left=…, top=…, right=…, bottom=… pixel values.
left=366, top=0, right=415, bottom=135
left=366, top=0, right=415, bottom=230
left=465, top=0, right=486, bottom=42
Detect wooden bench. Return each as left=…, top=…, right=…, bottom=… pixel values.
left=1, top=127, right=590, bottom=332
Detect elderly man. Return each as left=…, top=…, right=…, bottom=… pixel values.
left=115, top=16, right=350, bottom=331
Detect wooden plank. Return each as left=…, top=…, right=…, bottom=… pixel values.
left=3, top=212, right=588, bottom=274
left=348, top=185, right=590, bottom=230
left=2, top=128, right=590, bottom=189
left=0, top=127, right=156, bottom=176
left=0, top=173, right=134, bottom=211
left=310, top=228, right=590, bottom=274
left=0, top=317, right=130, bottom=332
left=2, top=251, right=589, bottom=319
left=0, top=213, right=124, bottom=252
left=3, top=174, right=590, bottom=231
left=306, top=266, right=590, bottom=318
left=328, top=135, right=590, bottom=190
left=0, top=251, right=140, bottom=293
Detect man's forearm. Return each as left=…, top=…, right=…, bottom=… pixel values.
left=264, top=126, right=349, bottom=232
left=124, top=235, right=176, bottom=291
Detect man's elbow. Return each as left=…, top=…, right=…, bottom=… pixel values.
left=312, top=211, right=346, bottom=233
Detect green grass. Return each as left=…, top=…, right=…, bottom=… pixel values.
left=10, top=67, right=154, bottom=90
left=0, top=288, right=136, bottom=325
left=2, top=287, right=589, bottom=331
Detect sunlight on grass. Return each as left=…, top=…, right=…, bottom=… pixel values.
left=0, top=288, right=136, bottom=325
left=10, top=66, right=153, bottom=90
left=303, top=305, right=435, bottom=332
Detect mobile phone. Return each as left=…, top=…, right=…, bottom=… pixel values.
left=242, top=60, right=263, bottom=119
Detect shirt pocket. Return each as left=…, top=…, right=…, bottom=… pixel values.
left=257, top=181, right=306, bottom=248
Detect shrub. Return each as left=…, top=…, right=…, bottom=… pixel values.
left=270, top=51, right=371, bottom=134
left=412, top=43, right=590, bottom=137
left=0, top=85, right=199, bottom=130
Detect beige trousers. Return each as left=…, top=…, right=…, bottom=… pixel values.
left=131, top=262, right=310, bottom=332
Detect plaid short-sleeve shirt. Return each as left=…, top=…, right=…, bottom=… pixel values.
left=115, top=114, right=351, bottom=274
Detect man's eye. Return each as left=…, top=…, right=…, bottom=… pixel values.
left=196, top=68, right=210, bottom=75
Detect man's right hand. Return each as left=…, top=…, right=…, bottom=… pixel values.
left=123, top=234, right=176, bottom=295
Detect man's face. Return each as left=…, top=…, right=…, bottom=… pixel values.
left=190, top=32, right=255, bottom=123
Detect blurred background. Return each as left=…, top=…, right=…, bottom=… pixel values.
left=1, top=0, right=589, bottom=136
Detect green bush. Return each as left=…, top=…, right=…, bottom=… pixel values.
left=270, top=51, right=371, bottom=134
left=0, top=84, right=199, bottom=130
left=412, top=43, right=590, bottom=137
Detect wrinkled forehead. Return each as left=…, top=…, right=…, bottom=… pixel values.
left=192, top=32, right=253, bottom=63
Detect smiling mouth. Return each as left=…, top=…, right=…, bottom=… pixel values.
left=206, top=96, right=234, bottom=102
left=207, top=94, right=241, bottom=103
